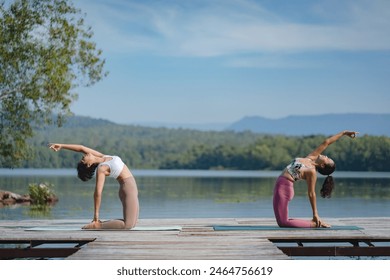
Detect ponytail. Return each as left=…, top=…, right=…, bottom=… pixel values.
left=320, top=175, right=334, bottom=198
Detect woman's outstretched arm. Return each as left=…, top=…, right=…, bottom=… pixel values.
left=49, top=143, right=103, bottom=157
left=307, top=130, right=358, bottom=159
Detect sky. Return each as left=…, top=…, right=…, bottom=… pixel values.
left=71, top=0, right=390, bottom=125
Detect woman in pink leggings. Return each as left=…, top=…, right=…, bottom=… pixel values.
left=49, top=143, right=139, bottom=230
left=273, top=130, right=358, bottom=228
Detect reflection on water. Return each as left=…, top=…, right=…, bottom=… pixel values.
left=0, top=169, right=389, bottom=220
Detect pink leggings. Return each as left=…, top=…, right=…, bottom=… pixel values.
left=273, top=176, right=313, bottom=228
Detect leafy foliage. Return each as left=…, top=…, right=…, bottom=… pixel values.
left=13, top=116, right=390, bottom=172
left=0, top=0, right=107, bottom=167
left=28, top=182, right=56, bottom=205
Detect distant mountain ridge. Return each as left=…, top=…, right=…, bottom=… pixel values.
left=60, top=113, right=389, bottom=136
left=130, top=121, right=229, bottom=131
left=227, top=113, right=390, bottom=136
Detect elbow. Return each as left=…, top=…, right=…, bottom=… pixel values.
left=308, top=192, right=316, bottom=199
left=94, top=191, right=102, bottom=200
left=79, top=145, right=88, bottom=153
left=323, top=139, right=331, bottom=146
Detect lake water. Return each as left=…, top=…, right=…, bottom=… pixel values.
left=1, top=169, right=390, bottom=220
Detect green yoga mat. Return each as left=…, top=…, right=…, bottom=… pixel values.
left=25, top=226, right=182, bottom=231
left=213, top=225, right=363, bottom=231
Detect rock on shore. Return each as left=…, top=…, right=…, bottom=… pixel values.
left=0, top=190, right=58, bottom=206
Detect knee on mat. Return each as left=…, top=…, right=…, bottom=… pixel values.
left=276, top=220, right=290, bottom=228
left=124, top=221, right=137, bottom=230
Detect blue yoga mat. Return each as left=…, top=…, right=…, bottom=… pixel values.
left=213, top=225, right=363, bottom=231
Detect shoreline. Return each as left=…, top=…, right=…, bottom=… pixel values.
left=1, top=168, right=390, bottom=178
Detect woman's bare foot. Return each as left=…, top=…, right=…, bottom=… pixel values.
left=82, top=220, right=102, bottom=229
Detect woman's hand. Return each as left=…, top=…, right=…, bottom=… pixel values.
left=312, top=215, right=321, bottom=227
left=319, top=220, right=331, bottom=228
left=343, top=131, right=359, bottom=138
left=82, top=220, right=102, bottom=230
left=49, top=143, right=61, bottom=152
left=312, top=216, right=331, bottom=228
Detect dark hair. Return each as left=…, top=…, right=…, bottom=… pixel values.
left=77, top=161, right=98, bottom=181
left=317, top=161, right=336, bottom=198
left=320, top=175, right=334, bottom=198
left=316, top=161, right=336, bottom=176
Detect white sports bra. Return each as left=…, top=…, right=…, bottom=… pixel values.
left=99, top=155, right=125, bottom=179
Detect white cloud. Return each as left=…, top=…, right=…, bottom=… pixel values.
left=79, top=0, right=390, bottom=56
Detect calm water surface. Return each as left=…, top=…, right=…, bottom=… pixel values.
left=1, top=169, right=389, bottom=220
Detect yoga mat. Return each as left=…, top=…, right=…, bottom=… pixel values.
left=213, top=225, right=363, bottom=231
left=26, top=226, right=182, bottom=231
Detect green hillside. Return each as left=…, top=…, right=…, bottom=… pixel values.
left=13, top=116, right=390, bottom=171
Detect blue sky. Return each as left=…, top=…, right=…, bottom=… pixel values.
left=71, top=0, right=390, bottom=125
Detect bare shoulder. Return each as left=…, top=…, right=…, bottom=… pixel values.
left=97, top=164, right=110, bottom=176
left=305, top=153, right=318, bottom=162
left=83, top=146, right=104, bottom=157
left=299, top=157, right=315, bottom=166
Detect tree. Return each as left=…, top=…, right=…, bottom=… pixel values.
left=0, top=0, right=107, bottom=167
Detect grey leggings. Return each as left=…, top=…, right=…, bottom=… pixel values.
left=119, top=176, right=139, bottom=228
left=100, top=176, right=139, bottom=229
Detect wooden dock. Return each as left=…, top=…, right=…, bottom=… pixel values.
left=1, top=217, right=389, bottom=260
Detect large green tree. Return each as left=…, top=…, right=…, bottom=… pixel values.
left=0, top=0, right=107, bottom=167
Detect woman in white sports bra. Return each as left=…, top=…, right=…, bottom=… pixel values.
left=273, top=130, right=358, bottom=228
left=49, top=143, right=139, bottom=230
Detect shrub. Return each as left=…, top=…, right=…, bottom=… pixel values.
left=28, top=183, right=57, bottom=205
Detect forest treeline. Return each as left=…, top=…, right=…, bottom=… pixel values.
left=11, top=116, right=390, bottom=171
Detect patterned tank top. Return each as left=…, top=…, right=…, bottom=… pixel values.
left=286, top=158, right=306, bottom=181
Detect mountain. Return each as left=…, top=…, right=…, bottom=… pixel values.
left=226, top=113, right=390, bottom=136
left=58, top=113, right=389, bottom=136
left=129, top=121, right=229, bottom=131
left=61, top=115, right=116, bottom=128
